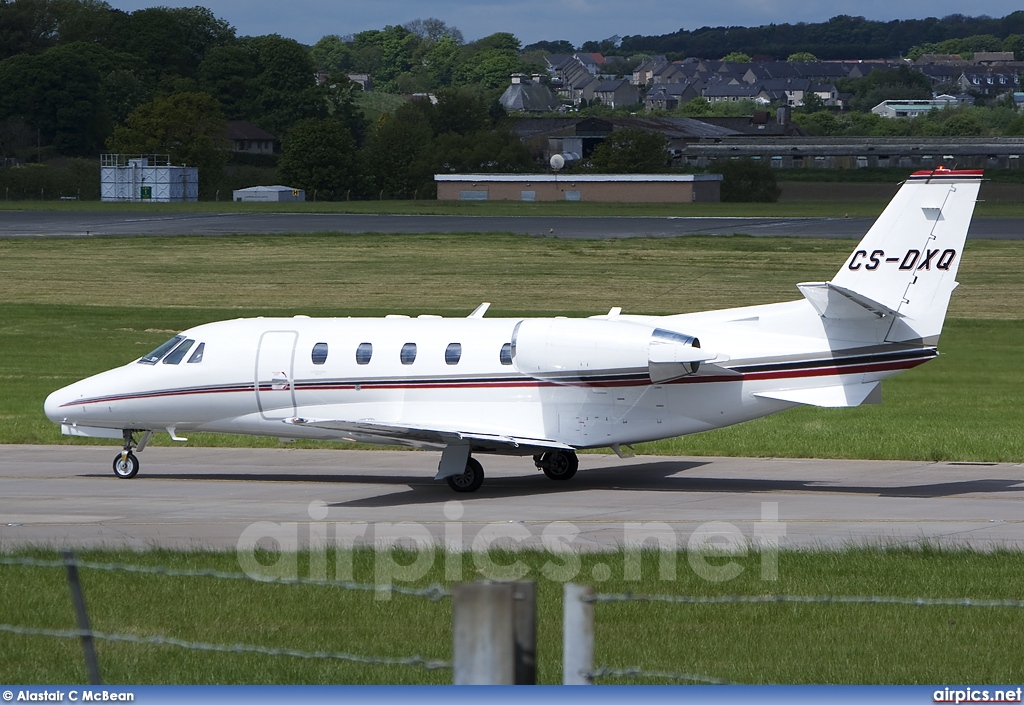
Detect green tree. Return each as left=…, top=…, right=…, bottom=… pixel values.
left=351, top=25, right=419, bottom=89
left=243, top=34, right=326, bottom=136
left=800, top=91, right=827, bottom=113
left=1003, top=34, right=1024, bottom=60
left=681, top=97, right=711, bottom=115
left=0, top=41, right=129, bottom=156
left=787, top=52, right=818, bottom=62
left=430, top=88, right=489, bottom=136
left=453, top=48, right=526, bottom=90
left=54, top=0, right=117, bottom=45
left=792, top=110, right=840, bottom=136
left=310, top=34, right=352, bottom=74
left=278, top=118, right=360, bottom=199
left=716, top=159, right=781, bottom=203
left=1005, top=114, right=1024, bottom=135
left=0, top=0, right=60, bottom=60
left=106, top=91, right=230, bottom=197
left=588, top=129, right=668, bottom=173
left=471, top=32, right=521, bottom=54
left=198, top=43, right=258, bottom=120
left=939, top=111, right=984, bottom=136
left=322, top=75, right=368, bottom=145
left=721, top=51, right=751, bottom=62
left=403, top=18, right=463, bottom=44
left=843, top=65, right=932, bottom=112
left=421, top=128, right=532, bottom=180
left=424, top=35, right=462, bottom=87
left=107, top=6, right=233, bottom=86
left=363, top=103, right=435, bottom=197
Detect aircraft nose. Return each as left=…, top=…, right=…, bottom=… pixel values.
left=44, top=386, right=73, bottom=424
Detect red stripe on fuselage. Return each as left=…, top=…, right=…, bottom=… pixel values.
left=58, top=356, right=933, bottom=407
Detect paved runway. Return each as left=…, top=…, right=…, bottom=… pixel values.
left=0, top=211, right=1021, bottom=239
left=2, top=446, right=1021, bottom=552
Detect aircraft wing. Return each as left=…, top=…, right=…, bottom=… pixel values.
left=284, top=417, right=573, bottom=454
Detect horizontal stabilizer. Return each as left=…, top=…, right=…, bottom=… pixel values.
left=754, top=381, right=881, bottom=408
left=798, top=282, right=902, bottom=320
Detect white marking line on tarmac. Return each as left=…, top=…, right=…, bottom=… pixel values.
left=8, top=519, right=1022, bottom=528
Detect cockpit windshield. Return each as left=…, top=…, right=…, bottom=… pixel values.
left=138, top=335, right=184, bottom=365
left=162, top=339, right=195, bottom=365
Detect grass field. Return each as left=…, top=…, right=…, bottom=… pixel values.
left=3, top=230, right=1023, bottom=687
left=1, top=233, right=1021, bottom=461
left=1, top=547, right=1022, bottom=684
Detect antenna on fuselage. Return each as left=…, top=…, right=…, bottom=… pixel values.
left=468, top=302, right=491, bottom=318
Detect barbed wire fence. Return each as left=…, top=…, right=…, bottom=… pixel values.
left=0, top=552, right=455, bottom=685
left=563, top=583, right=1024, bottom=685
left=7, top=553, right=1024, bottom=686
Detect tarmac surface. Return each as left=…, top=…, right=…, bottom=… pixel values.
left=2, top=445, right=1022, bottom=552
left=1, top=211, right=1022, bottom=239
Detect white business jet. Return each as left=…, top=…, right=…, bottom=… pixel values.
left=45, top=168, right=982, bottom=492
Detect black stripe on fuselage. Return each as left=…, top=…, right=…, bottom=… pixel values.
left=60, top=347, right=936, bottom=407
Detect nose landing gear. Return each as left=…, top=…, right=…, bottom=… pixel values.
left=112, top=429, right=152, bottom=479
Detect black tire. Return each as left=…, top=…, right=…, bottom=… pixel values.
left=445, top=457, right=484, bottom=493
left=112, top=452, right=139, bottom=479
left=541, top=450, right=578, bottom=481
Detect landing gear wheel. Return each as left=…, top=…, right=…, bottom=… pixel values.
left=112, top=452, right=139, bottom=479
left=539, top=450, right=578, bottom=481
left=446, top=457, right=484, bottom=493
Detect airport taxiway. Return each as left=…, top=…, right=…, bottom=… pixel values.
left=0, top=211, right=1021, bottom=239
left=1, top=445, right=1021, bottom=551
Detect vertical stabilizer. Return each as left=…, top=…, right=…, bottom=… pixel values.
left=829, top=168, right=982, bottom=344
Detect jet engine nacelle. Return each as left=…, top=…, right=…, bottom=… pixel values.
left=510, top=319, right=712, bottom=384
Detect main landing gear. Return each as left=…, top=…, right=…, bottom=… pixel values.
left=443, top=450, right=580, bottom=493
left=112, top=429, right=152, bottom=479
left=445, top=457, right=484, bottom=493
left=534, top=450, right=579, bottom=481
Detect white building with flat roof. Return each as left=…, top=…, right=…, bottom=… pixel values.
left=871, top=97, right=958, bottom=118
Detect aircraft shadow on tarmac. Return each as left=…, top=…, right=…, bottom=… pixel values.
left=100, top=460, right=1024, bottom=508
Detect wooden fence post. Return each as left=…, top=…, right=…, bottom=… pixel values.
left=63, top=551, right=102, bottom=685
left=563, top=583, right=594, bottom=685
left=453, top=580, right=536, bottom=684
left=512, top=580, right=536, bottom=685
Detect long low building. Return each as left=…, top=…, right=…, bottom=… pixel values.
left=435, top=173, right=723, bottom=202
left=680, top=136, right=1024, bottom=170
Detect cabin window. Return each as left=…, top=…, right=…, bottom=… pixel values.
left=162, top=339, right=195, bottom=365
left=499, top=342, right=513, bottom=365
left=445, top=343, right=462, bottom=365
left=356, top=342, right=372, bottom=365
left=138, top=335, right=184, bottom=364
left=187, top=342, right=205, bottom=364
left=311, top=342, right=328, bottom=365
left=401, top=342, right=417, bottom=365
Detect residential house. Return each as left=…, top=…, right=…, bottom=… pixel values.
left=974, top=52, right=1016, bottom=65
left=224, top=120, right=276, bottom=155
left=644, top=80, right=704, bottom=111
left=553, top=55, right=602, bottom=105
left=592, top=79, right=640, bottom=108
left=955, top=68, right=1022, bottom=95
left=631, top=56, right=667, bottom=85
left=499, top=74, right=560, bottom=113
left=704, top=82, right=767, bottom=104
